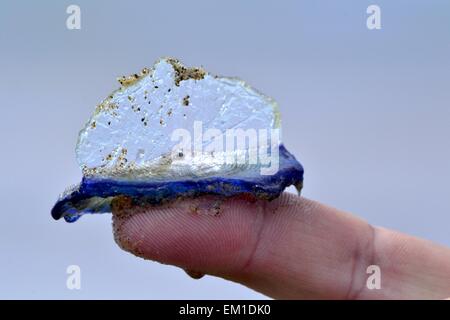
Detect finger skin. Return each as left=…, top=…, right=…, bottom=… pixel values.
left=112, top=193, right=450, bottom=299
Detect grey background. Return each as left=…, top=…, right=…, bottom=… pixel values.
left=0, top=0, right=449, bottom=299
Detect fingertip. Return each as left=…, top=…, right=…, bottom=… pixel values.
left=111, top=193, right=376, bottom=299
left=111, top=194, right=270, bottom=276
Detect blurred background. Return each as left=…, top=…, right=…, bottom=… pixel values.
left=0, top=0, right=449, bottom=299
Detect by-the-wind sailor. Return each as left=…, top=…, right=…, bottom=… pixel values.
left=52, top=57, right=304, bottom=222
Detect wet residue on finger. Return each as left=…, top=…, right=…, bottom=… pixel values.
left=183, top=269, right=206, bottom=280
